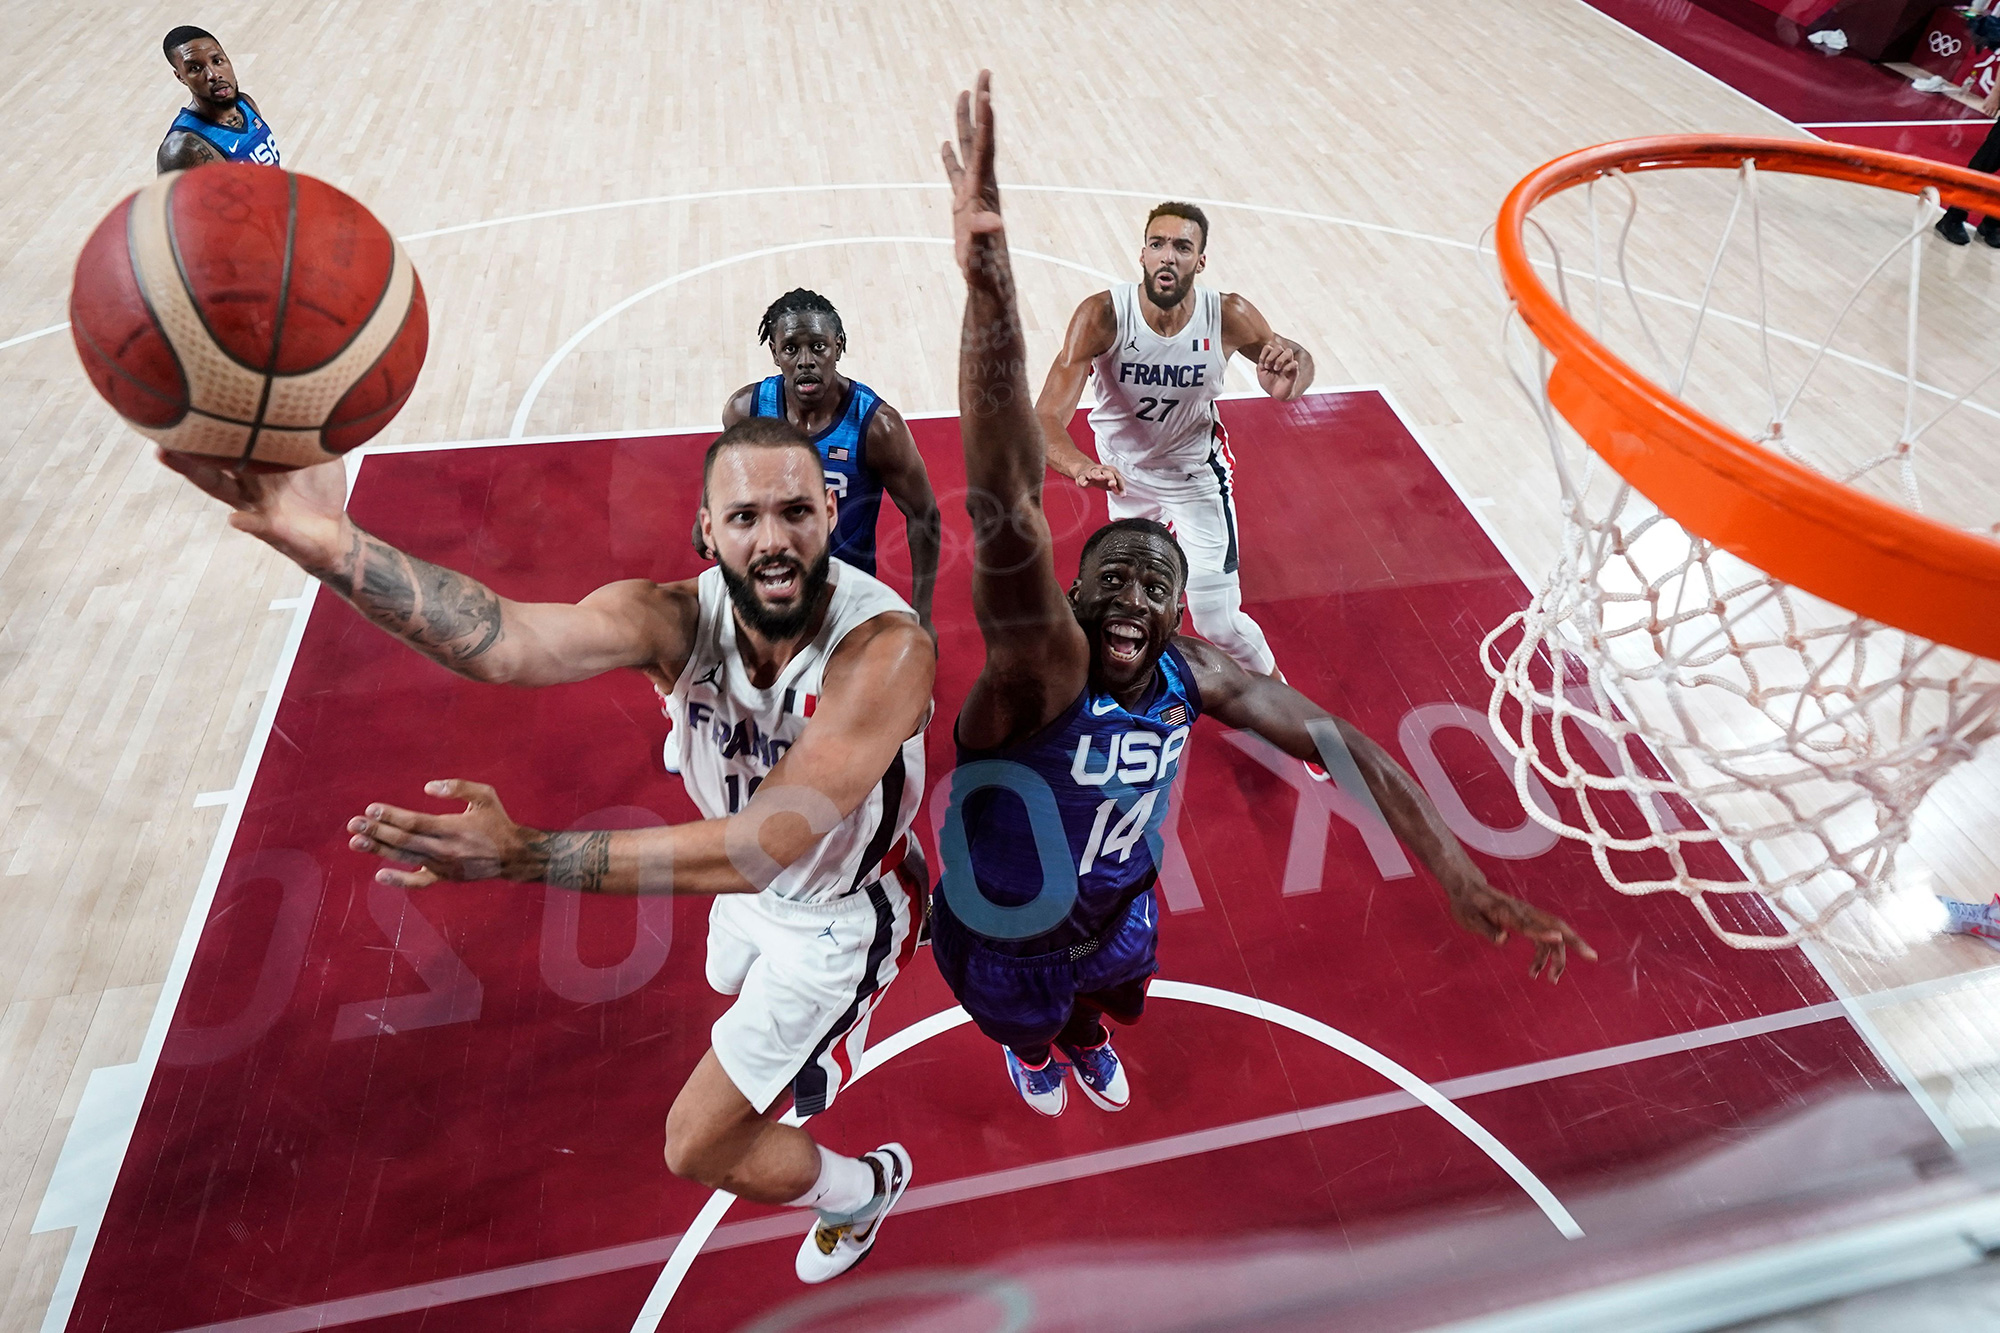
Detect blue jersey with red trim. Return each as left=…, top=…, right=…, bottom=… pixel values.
left=752, top=376, right=885, bottom=574
left=941, top=645, right=1202, bottom=951
left=165, top=100, right=280, bottom=166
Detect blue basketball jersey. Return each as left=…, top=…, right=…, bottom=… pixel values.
left=752, top=375, right=885, bottom=574
left=941, top=644, right=1203, bottom=951
left=165, top=99, right=280, bottom=166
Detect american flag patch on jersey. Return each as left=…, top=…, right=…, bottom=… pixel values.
left=1161, top=703, right=1188, bottom=727
left=781, top=688, right=817, bottom=717
left=827, top=446, right=850, bottom=461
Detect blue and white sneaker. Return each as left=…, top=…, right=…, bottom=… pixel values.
left=1004, top=1048, right=1068, bottom=1116
left=1056, top=1035, right=1131, bottom=1111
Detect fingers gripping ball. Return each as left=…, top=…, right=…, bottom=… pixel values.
left=69, top=163, right=428, bottom=470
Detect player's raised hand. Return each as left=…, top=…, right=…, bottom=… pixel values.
left=1256, top=340, right=1304, bottom=400
left=1074, top=460, right=1128, bottom=495
left=941, top=70, right=1004, bottom=274
left=348, top=779, right=530, bottom=889
left=156, top=446, right=349, bottom=566
left=1444, top=878, right=1597, bottom=983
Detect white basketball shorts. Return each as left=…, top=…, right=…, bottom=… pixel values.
left=705, top=877, right=916, bottom=1117
left=1103, top=428, right=1242, bottom=577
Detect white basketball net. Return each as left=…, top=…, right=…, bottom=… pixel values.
left=1485, top=156, right=2000, bottom=949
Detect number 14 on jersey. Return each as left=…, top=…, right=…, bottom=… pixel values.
left=1078, top=791, right=1160, bottom=875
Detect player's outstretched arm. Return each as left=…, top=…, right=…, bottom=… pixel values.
left=866, top=403, right=942, bottom=629
left=347, top=612, right=935, bottom=895
left=943, top=73, right=1092, bottom=746
left=159, top=449, right=683, bottom=686
left=1220, top=294, right=1314, bottom=401
left=1177, top=636, right=1595, bottom=982
left=1034, top=295, right=1127, bottom=494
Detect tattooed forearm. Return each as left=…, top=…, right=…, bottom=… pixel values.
left=522, top=830, right=614, bottom=893
left=304, top=525, right=508, bottom=676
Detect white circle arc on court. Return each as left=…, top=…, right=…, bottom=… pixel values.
left=23, top=180, right=1997, bottom=430
left=507, top=235, right=1121, bottom=440
left=622, top=980, right=1584, bottom=1333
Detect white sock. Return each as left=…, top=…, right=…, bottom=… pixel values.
left=786, top=1145, right=877, bottom=1218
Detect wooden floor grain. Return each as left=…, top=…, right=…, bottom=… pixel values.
left=4, top=2, right=1998, bottom=1328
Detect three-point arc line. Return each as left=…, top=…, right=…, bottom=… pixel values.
left=622, top=980, right=1585, bottom=1333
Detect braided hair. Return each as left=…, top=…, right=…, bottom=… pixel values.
left=757, top=288, right=846, bottom=349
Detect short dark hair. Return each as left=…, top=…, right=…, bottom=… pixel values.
left=757, top=288, right=845, bottom=348
left=1079, top=517, right=1189, bottom=589
left=701, top=417, right=822, bottom=500
left=163, top=25, right=217, bottom=61
left=1145, top=201, right=1209, bottom=252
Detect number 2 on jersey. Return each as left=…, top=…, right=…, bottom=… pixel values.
left=1133, top=397, right=1181, bottom=422
left=1078, top=791, right=1159, bottom=875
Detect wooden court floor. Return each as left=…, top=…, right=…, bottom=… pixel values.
left=4, top=2, right=1999, bottom=1328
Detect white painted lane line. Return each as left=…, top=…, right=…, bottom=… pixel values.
left=36, top=576, right=324, bottom=1333
left=1158, top=981, right=1584, bottom=1239
left=1, top=320, right=68, bottom=350
left=190, top=790, right=237, bottom=808
left=1798, top=120, right=1995, bottom=128
left=158, top=980, right=1954, bottom=1333
left=630, top=986, right=1581, bottom=1331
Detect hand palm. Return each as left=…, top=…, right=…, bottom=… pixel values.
left=157, top=447, right=347, bottom=553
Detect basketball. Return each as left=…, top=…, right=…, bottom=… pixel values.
left=68, top=163, right=427, bottom=470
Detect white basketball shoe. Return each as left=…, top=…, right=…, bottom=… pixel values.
left=794, top=1143, right=913, bottom=1284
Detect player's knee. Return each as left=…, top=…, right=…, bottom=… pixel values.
left=1185, top=590, right=1275, bottom=676
left=661, top=1108, right=729, bottom=1185
left=660, top=1112, right=724, bottom=1184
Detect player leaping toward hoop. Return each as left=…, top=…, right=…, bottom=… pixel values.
left=936, top=72, right=1593, bottom=1117
left=159, top=419, right=932, bottom=1285
left=1035, top=197, right=1310, bottom=685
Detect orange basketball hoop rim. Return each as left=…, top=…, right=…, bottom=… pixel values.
left=1496, top=135, right=2000, bottom=662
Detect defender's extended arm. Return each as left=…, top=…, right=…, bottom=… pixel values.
left=1179, top=636, right=1595, bottom=981
left=943, top=73, right=1092, bottom=747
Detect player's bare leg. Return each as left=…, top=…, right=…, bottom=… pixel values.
left=664, top=1051, right=911, bottom=1283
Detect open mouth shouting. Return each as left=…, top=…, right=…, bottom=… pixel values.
left=1101, top=619, right=1148, bottom=667
left=752, top=557, right=805, bottom=602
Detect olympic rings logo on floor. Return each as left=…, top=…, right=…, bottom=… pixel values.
left=1931, top=31, right=1964, bottom=57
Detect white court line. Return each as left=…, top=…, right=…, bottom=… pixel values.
left=506, top=236, right=1120, bottom=438
left=1799, top=120, right=1996, bottom=129
left=1, top=320, right=68, bottom=350
left=1380, top=375, right=1973, bottom=1155
left=156, top=957, right=2000, bottom=1333
left=360, top=383, right=1331, bottom=457
left=40, top=374, right=1992, bottom=1333
left=1563, top=0, right=1812, bottom=137
left=627, top=984, right=1582, bottom=1333
left=23, top=176, right=1998, bottom=429
left=33, top=565, right=321, bottom=1333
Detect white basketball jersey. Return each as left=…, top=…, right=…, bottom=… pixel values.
left=1087, top=283, right=1228, bottom=478
left=669, top=560, right=927, bottom=905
